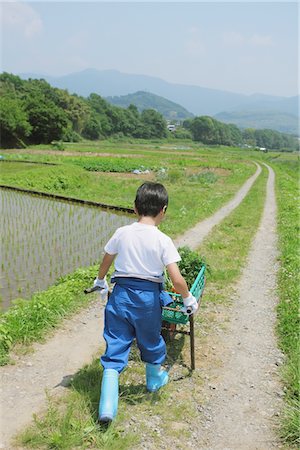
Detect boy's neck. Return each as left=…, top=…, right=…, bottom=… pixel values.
left=138, top=215, right=161, bottom=226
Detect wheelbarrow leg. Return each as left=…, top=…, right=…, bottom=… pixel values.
left=189, top=314, right=195, bottom=370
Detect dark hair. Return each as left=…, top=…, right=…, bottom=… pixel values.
left=135, top=182, right=168, bottom=217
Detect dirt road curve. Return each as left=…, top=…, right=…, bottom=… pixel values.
left=195, top=164, right=283, bottom=449
left=0, top=163, right=265, bottom=448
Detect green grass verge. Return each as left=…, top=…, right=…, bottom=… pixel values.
left=269, top=156, right=299, bottom=446
left=17, top=164, right=268, bottom=449
left=0, top=267, right=98, bottom=365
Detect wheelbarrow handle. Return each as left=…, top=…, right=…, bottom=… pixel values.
left=84, top=286, right=104, bottom=294
left=163, top=305, right=193, bottom=315
left=163, top=306, right=181, bottom=312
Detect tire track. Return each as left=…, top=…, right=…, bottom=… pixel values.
left=195, top=164, right=283, bottom=449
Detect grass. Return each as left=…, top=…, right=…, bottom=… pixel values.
left=0, top=266, right=98, bottom=365
left=268, top=155, right=299, bottom=446
left=19, top=392, right=137, bottom=449
left=16, top=161, right=268, bottom=449
left=19, top=361, right=138, bottom=450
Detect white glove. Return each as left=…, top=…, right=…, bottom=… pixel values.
left=182, top=293, right=198, bottom=315
left=93, top=277, right=109, bottom=298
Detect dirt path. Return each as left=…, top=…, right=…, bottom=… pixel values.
left=0, top=163, right=262, bottom=449
left=4, top=149, right=146, bottom=158
left=0, top=303, right=105, bottom=449
left=193, top=164, right=283, bottom=449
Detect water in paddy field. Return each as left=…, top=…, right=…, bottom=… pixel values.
left=0, top=189, right=135, bottom=310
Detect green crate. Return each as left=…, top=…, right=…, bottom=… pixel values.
left=162, top=264, right=206, bottom=325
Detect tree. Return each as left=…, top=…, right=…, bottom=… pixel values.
left=189, top=116, right=241, bottom=146
left=25, top=98, right=69, bottom=144
left=243, top=128, right=256, bottom=147
left=0, top=96, right=31, bottom=148
left=86, top=94, right=113, bottom=136
left=140, top=109, right=167, bottom=138
left=128, top=104, right=139, bottom=118
left=55, top=90, right=90, bottom=134
left=227, top=124, right=242, bottom=145
left=82, top=112, right=102, bottom=140
left=190, top=116, right=217, bottom=143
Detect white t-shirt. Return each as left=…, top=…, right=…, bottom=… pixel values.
left=104, top=222, right=181, bottom=282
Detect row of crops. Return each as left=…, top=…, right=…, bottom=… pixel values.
left=0, top=189, right=134, bottom=309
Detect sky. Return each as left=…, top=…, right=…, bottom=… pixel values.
left=0, top=1, right=299, bottom=97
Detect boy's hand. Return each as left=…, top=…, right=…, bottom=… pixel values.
left=93, top=277, right=109, bottom=298
left=182, top=293, right=198, bottom=315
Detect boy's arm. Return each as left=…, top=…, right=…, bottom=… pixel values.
left=97, top=252, right=116, bottom=279
left=166, top=262, right=189, bottom=298
left=166, top=262, right=198, bottom=315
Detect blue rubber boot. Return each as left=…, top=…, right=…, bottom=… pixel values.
left=99, top=369, right=119, bottom=423
left=146, top=363, right=169, bottom=392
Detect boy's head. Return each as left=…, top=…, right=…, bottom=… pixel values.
left=135, top=182, right=168, bottom=217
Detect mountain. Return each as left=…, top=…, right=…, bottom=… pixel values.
left=214, top=110, right=299, bottom=135
left=106, top=91, right=193, bottom=120
left=19, top=69, right=299, bottom=134
left=221, top=93, right=298, bottom=116
left=19, top=68, right=291, bottom=116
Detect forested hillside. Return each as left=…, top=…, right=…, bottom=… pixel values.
left=0, top=73, right=168, bottom=147
left=214, top=110, right=299, bottom=135
left=106, top=91, right=193, bottom=120
left=0, top=73, right=298, bottom=151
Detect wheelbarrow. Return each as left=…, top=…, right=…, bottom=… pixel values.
left=161, top=264, right=206, bottom=370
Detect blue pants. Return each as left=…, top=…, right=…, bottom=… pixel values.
left=101, top=278, right=167, bottom=373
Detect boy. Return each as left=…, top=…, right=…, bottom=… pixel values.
left=94, top=182, right=198, bottom=423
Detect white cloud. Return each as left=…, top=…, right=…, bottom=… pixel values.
left=222, top=31, right=273, bottom=48
left=1, top=1, right=43, bottom=38
left=249, top=34, right=273, bottom=47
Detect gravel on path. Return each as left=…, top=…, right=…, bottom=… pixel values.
left=193, top=164, right=283, bottom=449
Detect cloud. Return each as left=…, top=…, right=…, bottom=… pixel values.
left=249, top=34, right=273, bottom=47
left=222, top=31, right=273, bottom=48
left=1, top=1, right=43, bottom=38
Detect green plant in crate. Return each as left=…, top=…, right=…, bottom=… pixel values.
left=163, top=247, right=208, bottom=325
left=164, top=246, right=208, bottom=291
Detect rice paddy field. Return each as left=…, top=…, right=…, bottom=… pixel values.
left=1, top=189, right=134, bottom=309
